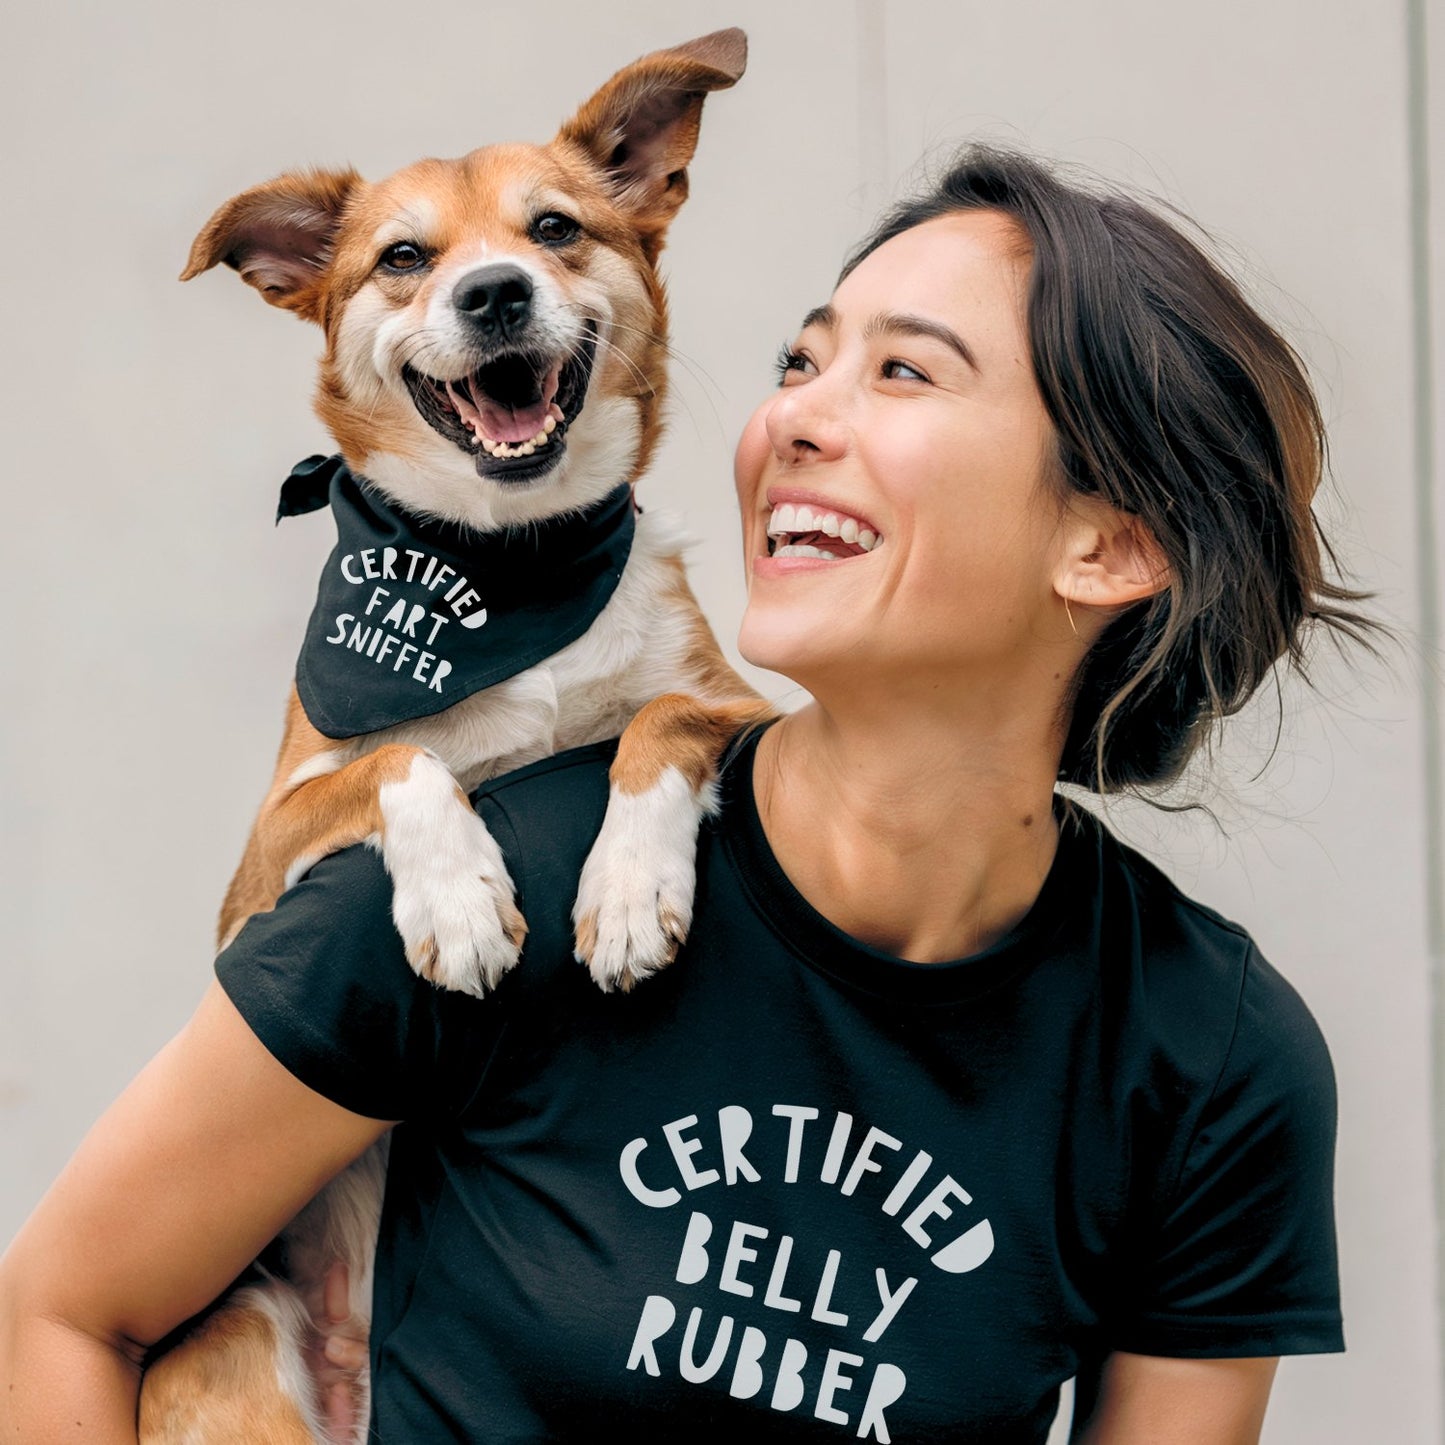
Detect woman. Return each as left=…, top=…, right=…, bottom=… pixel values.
left=0, top=147, right=1367, bottom=1442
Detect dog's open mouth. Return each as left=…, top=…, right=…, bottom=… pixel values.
left=403, top=326, right=596, bottom=483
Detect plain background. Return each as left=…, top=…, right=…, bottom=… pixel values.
left=3, top=2, right=1443, bottom=1440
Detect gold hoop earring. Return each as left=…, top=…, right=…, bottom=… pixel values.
left=1064, top=596, right=1079, bottom=637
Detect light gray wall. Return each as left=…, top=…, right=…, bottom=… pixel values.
left=2, top=2, right=1440, bottom=1440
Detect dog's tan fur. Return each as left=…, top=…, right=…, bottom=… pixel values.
left=140, top=30, right=781, bottom=1442
left=217, top=722, right=530, bottom=966
left=141, top=1289, right=323, bottom=1443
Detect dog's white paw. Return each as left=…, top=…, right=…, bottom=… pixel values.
left=379, top=755, right=526, bottom=997
left=573, top=767, right=715, bottom=993
left=392, top=856, right=526, bottom=997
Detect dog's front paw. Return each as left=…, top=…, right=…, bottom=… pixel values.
left=380, top=756, right=527, bottom=997
left=393, top=860, right=527, bottom=997
left=573, top=767, right=715, bottom=993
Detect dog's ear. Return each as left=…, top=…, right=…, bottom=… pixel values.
left=556, top=28, right=746, bottom=248
left=180, top=168, right=361, bottom=322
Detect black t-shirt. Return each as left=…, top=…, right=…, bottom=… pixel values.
left=216, top=724, right=1344, bottom=1443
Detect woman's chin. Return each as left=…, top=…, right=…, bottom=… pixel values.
left=737, top=613, right=857, bottom=691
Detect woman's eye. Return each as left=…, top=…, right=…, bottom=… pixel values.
left=532, top=213, right=581, bottom=246
left=379, top=241, right=427, bottom=272
left=882, top=358, right=929, bottom=382
left=774, top=343, right=815, bottom=385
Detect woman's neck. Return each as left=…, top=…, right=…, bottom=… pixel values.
left=752, top=700, right=1064, bottom=963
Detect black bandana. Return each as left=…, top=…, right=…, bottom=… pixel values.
left=278, top=454, right=636, bottom=739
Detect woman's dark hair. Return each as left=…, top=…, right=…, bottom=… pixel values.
left=843, top=145, right=1381, bottom=794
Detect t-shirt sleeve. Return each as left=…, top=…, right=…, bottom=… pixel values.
left=1113, top=944, right=1346, bottom=1358
left=214, top=799, right=517, bottom=1122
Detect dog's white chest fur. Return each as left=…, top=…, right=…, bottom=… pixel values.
left=336, top=506, right=703, bottom=790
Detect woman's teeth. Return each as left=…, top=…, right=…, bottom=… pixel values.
left=766, top=502, right=882, bottom=558
left=774, top=542, right=841, bottom=560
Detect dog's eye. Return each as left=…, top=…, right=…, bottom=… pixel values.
left=379, top=242, right=427, bottom=273
left=532, top=213, right=581, bottom=247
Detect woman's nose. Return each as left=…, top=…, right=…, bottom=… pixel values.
left=762, top=373, right=849, bottom=464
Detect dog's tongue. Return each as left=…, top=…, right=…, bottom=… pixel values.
left=457, top=363, right=562, bottom=444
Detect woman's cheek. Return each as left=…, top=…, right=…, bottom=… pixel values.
left=734, top=406, right=772, bottom=497
left=734, top=405, right=773, bottom=560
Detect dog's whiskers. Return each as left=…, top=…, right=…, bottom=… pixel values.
left=571, top=313, right=720, bottom=445
left=576, top=331, right=654, bottom=398
left=590, top=315, right=725, bottom=404
left=394, top=327, right=454, bottom=375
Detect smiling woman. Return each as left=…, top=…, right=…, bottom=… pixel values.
left=0, top=143, right=1365, bottom=1445
left=823, top=158, right=1375, bottom=795
left=739, top=210, right=1071, bottom=739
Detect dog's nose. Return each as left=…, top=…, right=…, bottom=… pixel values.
left=453, top=265, right=534, bottom=340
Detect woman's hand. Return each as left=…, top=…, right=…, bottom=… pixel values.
left=300, top=1260, right=370, bottom=1444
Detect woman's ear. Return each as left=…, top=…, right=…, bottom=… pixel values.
left=1053, top=499, right=1171, bottom=612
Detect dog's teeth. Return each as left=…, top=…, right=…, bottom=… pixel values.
left=532, top=430, right=548, bottom=445
left=543, top=414, right=558, bottom=434
left=520, top=443, right=535, bottom=456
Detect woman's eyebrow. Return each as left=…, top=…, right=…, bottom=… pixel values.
left=796, top=303, right=978, bottom=371
left=866, top=311, right=979, bottom=371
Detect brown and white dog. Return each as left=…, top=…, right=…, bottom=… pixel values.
left=139, top=29, right=779, bottom=1442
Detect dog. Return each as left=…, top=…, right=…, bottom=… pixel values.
left=138, top=28, right=780, bottom=1441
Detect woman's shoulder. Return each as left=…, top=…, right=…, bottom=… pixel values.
left=466, top=737, right=626, bottom=974
left=1073, top=798, right=1337, bottom=1107
left=473, top=736, right=621, bottom=812
left=470, top=736, right=621, bottom=886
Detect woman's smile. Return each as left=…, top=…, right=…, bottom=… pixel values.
left=753, top=486, right=886, bottom=576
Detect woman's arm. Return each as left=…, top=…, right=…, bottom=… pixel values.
left=0, top=980, right=391, bottom=1442
left=1070, top=1352, right=1279, bottom=1444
